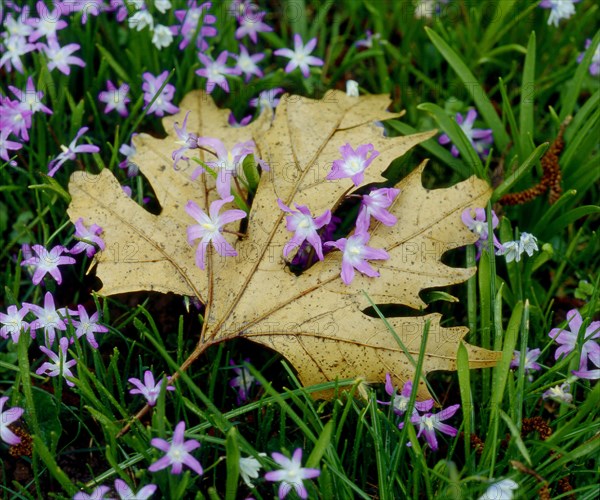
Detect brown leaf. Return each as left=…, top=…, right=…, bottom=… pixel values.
left=68, top=89, right=500, bottom=401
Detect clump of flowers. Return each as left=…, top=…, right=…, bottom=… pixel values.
left=439, top=109, right=493, bottom=158
left=497, top=232, right=539, bottom=263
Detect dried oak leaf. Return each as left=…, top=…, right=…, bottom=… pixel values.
left=67, top=90, right=500, bottom=400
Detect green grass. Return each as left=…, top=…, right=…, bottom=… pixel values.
left=1, top=1, right=599, bottom=499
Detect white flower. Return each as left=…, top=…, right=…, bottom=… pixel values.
left=152, top=24, right=174, bottom=49
left=497, top=240, right=521, bottom=262
left=239, top=454, right=266, bottom=488
left=154, top=0, right=172, bottom=13
left=478, top=478, right=518, bottom=500
left=127, top=0, right=145, bottom=8
left=542, top=383, right=573, bottom=404
left=519, top=232, right=538, bottom=257
left=543, top=0, right=578, bottom=27
left=346, top=80, right=359, bottom=97
left=128, top=10, right=154, bottom=31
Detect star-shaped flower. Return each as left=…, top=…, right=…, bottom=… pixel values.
left=128, top=370, right=175, bottom=407
left=439, top=109, right=493, bottom=158
left=114, top=479, right=157, bottom=500
left=186, top=196, right=247, bottom=270
left=0, top=304, right=30, bottom=343
left=549, top=309, right=600, bottom=374
left=69, top=218, right=105, bottom=257
left=195, top=51, right=241, bottom=94
left=70, top=304, right=109, bottom=349
left=264, top=448, right=320, bottom=499
left=277, top=199, right=331, bottom=262
left=357, top=188, right=400, bottom=229
left=148, top=421, right=203, bottom=475
left=20, top=244, right=75, bottom=285
left=98, top=80, right=130, bottom=117
left=47, top=127, right=100, bottom=177
left=36, top=337, right=78, bottom=387
left=24, top=291, right=68, bottom=347
left=274, top=34, right=324, bottom=78
left=326, top=143, right=379, bottom=186
left=409, top=404, right=461, bottom=451
left=377, top=373, right=434, bottom=416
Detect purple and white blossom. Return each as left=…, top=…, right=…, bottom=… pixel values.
left=193, top=137, right=255, bottom=198
left=36, top=337, right=78, bottom=387
left=72, top=486, right=113, bottom=500
left=409, top=404, right=461, bottom=451
left=510, top=348, right=542, bottom=380
left=24, top=291, right=68, bottom=347
left=0, top=304, right=30, bottom=343
left=234, top=44, right=265, bottom=81
left=142, top=71, right=179, bottom=117
left=229, top=359, right=258, bottom=403
left=98, top=81, right=130, bottom=117
left=0, top=128, right=23, bottom=163
left=274, top=34, right=324, bottom=78
left=20, top=244, right=75, bottom=285
left=264, top=448, right=320, bottom=499
left=196, top=51, right=241, bottom=94
left=39, top=37, right=86, bottom=75
left=326, top=143, right=379, bottom=186
left=70, top=305, right=109, bottom=349
left=148, top=421, right=203, bottom=475
left=128, top=370, right=175, bottom=407
left=114, top=479, right=157, bottom=500
left=70, top=218, right=105, bottom=257
left=478, top=479, right=519, bottom=500
left=378, top=374, right=434, bottom=416
left=461, top=208, right=503, bottom=259
left=173, top=1, right=217, bottom=51
left=0, top=34, right=36, bottom=73
left=25, top=1, right=68, bottom=42
left=357, top=188, right=400, bottom=229
left=277, top=199, right=331, bottom=262
left=324, top=217, right=389, bottom=285
left=47, top=127, right=100, bottom=177
left=119, top=136, right=139, bottom=177
left=542, top=383, right=573, bottom=404
left=235, top=10, right=272, bottom=43
left=355, top=30, right=382, bottom=49
left=172, top=111, right=199, bottom=169
left=549, top=309, right=600, bottom=375
left=439, top=109, right=493, bottom=158
left=7, top=76, right=53, bottom=116
left=186, top=196, right=247, bottom=270
left=0, top=96, right=33, bottom=141
left=249, top=88, right=284, bottom=112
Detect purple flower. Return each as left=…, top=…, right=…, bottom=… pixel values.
left=0, top=97, right=33, bottom=141
left=25, top=1, right=68, bottom=42
left=577, top=38, right=600, bottom=76
left=277, top=199, right=331, bottom=262
left=229, top=359, right=258, bottom=403
left=8, top=76, right=53, bottom=116
left=195, top=51, right=241, bottom=94
left=274, top=34, right=324, bottom=78
left=235, top=10, right=273, bottom=43
left=0, top=304, right=30, bottom=343
left=70, top=218, right=105, bottom=257
left=539, top=0, right=579, bottom=27
left=571, top=367, right=600, bottom=380
left=0, top=34, right=36, bottom=73
left=357, top=188, right=400, bottom=229
left=36, top=337, right=78, bottom=387
left=0, top=128, right=23, bottom=163
left=70, top=305, right=109, bottom=349
left=186, top=196, right=247, bottom=270
left=542, top=383, right=573, bottom=404
left=114, top=479, right=157, bottom=500
left=20, top=244, right=75, bottom=285
left=510, top=348, right=542, bottom=380
left=72, top=486, right=113, bottom=500
left=439, top=109, right=493, bottom=158
left=128, top=370, right=175, bottom=407
left=291, top=215, right=340, bottom=268
left=324, top=217, right=389, bottom=285
left=326, top=143, right=379, bottom=186
left=549, top=309, right=600, bottom=374
left=0, top=396, right=24, bottom=446
left=39, top=37, right=86, bottom=75
left=24, top=291, right=68, bottom=347
left=409, top=404, right=461, bottom=451
left=264, top=448, right=320, bottom=499
left=172, top=111, right=199, bottom=169
left=249, top=88, right=284, bottom=112
left=228, top=113, right=252, bottom=127
left=234, top=44, right=265, bottom=81
left=355, top=30, right=382, bottom=49
left=377, top=373, right=434, bottom=416
left=142, top=71, right=179, bottom=117
left=148, top=421, right=203, bottom=475
left=98, top=80, right=130, bottom=117
left=193, top=137, right=255, bottom=198
left=119, top=136, right=139, bottom=177
left=173, top=1, right=217, bottom=51
left=47, top=126, right=100, bottom=177
left=461, top=208, right=503, bottom=259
